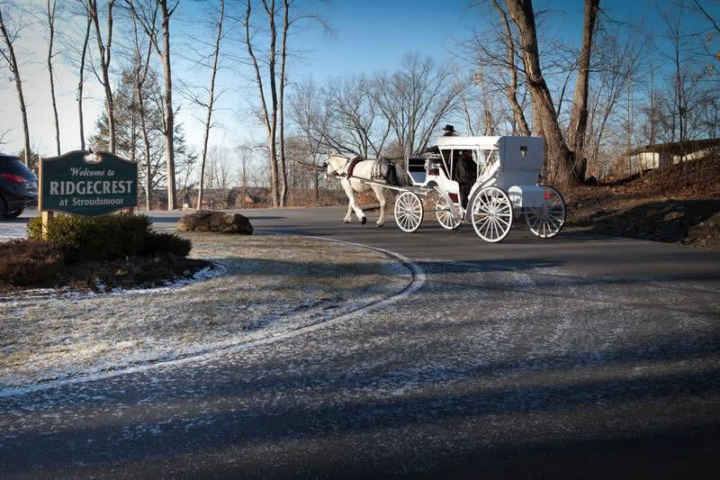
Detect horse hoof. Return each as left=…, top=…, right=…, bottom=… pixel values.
left=343, top=220, right=350, bottom=224
left=361, top=217, right=367, bottom=225
left=376, top=223, right=384, bottom=228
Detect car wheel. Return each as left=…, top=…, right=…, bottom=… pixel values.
left=4, top=208, right=23, bottom=218
left=0, top=197, right=22, bottom=218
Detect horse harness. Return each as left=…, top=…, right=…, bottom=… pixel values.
left=323, top=156, right=362, bottom=179
left=323, top=158, right=348, bottom=179
left=324, top=156, right=399, bottom=184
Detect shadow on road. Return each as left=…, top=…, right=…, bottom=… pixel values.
left=2, top=328, right=718, bottom=478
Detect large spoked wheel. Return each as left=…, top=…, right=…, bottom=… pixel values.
left=470, top=186, right=514, bottom=243
left=525, top=186, right=566, bottom=238
left=394, top=191, right=424, bottom=233
left=436, top=195, right=461, bottom=230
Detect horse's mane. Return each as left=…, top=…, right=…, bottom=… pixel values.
left=327, top=152, right=354, bottom=159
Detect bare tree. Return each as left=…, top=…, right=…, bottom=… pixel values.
left=128, top=2, right=158, bottom=209
left=375, top=53, right=463, bottom=159
left=242, top=0, right=281, bottom=207
left=0, top=3, right=31, bottom=166
left=278, top=0, right=289, bottom=206
left=84, top=0, right=117, bottom=153
left=157, top=0, right=178, bottom=209
left=77, top=13, right=92, bottom=151
left=490, top=0, right=531, bottom=136
left=194, top=0, right=226, bottom=210
left=324, top=75, right=391, bottom=157
left=473, top=69, right=497, bottom=135
left=239, top=0, right=328, bottom=207
left=585, top=24, right=645, bottom=178
left=44, top=0, right=61, bottom=155
left=236, top=143, right=257, bottom=208
left=691, top=0, right=720, bottom=62
left=503, top=0, right=601, bottom=185
left=656, top=1, right=709, bottom=150
left=277, top=0, right=329, bottom=205
left=504, top=0, right=567, bottom=181
left=126, top=0, right=179, bottom=210
left=288, top=81, right=334, bottom=201
left=566, top=0, right=600, bottom=181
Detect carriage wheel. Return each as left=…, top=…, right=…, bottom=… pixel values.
left=394, top=191, right=424, bottom=233
left=436, top=195, right=461, bottom=230
left=470, top=186, right=513, bottom=243
left=525, top=186, right=566, bottom=238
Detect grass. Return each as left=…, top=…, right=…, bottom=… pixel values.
left=0, top=234, right=411, bottom=390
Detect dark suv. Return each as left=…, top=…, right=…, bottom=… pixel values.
left=0, top=154, right=38, bottom=218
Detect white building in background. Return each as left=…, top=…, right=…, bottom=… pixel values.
left=628, top=138, right=720, bottom=172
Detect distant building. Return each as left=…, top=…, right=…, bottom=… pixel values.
left=628, top=138, right=720, bottom=171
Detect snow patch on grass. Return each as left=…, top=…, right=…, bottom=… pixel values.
left=0, top=223, right=26, bottom=242
left=0, top=234, right=414, bottom=393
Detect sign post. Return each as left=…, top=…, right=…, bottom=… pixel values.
left=39, top=151, right=138, bottom=236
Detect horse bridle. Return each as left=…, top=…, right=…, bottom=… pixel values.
left=322, top=157, right=349, bottom=178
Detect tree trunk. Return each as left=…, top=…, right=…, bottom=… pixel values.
left=47, top=0, right=61, bottom=155
left=492, top=0, right=531, bottom=136
left=197, top=0, right=224, bottom=211
left=245, top=1, right=279, bottom=207
left=266, top=0, right=280, bottom=207
left=566, top=0, right=600, bottom=182
left=504, top=0, right=576, bottom=185
left=89, top=0, right=116, bottom=153
left=160, top=0, right=176, bottom=210
left=139, top=96, right=152, bottom=211
left=278, top=0, right=290, bottom=207
left=78, top=16, right=91, bottom=151
left=0, top=7, right=31, bottom=167
left=314, top=166, right=319, bottom=203
left=481, top=75, right=496, bottom=135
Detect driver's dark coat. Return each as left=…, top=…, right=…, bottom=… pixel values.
left=425, top=133, right=475, bottom=207
left=453, top=152, right=474, bottom=207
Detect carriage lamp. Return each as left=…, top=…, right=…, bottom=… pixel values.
left=520, top=146, right=528, bottom=159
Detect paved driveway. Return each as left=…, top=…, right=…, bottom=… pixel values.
left=2, top=208, right=719, bottom=479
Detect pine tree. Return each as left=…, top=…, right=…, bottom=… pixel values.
left=90, top=67, right=192, bottom=209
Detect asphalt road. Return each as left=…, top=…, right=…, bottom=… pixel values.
left=2, top=207, right=720, bottom=479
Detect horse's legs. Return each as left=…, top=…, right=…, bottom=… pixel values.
left=343, top=202, right=352, bottom=223
left=342, top=179, right=366, bottom=224
left=372, top=185, right=386, bottom=226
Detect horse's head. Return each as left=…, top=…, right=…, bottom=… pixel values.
left=322, top=153, right=346, bottom=182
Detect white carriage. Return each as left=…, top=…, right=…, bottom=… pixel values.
left=393, top=136, right=566, bottom=243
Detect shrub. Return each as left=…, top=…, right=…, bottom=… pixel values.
left=144, top=232, right=192, bottom=257
left=0, top=239, right=64, bottom=286
left=27, top=214, right=190, bottom=263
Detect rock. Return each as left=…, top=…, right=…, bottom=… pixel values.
left=177, top=210, right=253, bottom=234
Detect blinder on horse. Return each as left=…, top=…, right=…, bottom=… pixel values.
left=323, top=156, right=348, bottom=179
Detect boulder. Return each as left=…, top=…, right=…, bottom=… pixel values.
left=177, top=210, right=253, bottom=234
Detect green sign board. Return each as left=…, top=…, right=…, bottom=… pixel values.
left=40, top=150, right=138, bottom=216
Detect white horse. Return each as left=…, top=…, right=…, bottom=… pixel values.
left=323, top=153, right=406, bottom=227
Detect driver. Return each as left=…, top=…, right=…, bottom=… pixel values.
left=425, top=125, right=458, bottom=154
left=426, top=125, right=474, bottom=208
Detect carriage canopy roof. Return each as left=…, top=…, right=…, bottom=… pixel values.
left=433, top=136, right=545, bottom=150
left=434, top=136, right=503, bottom=149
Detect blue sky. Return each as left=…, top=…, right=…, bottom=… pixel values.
left=0, top=0, right=717, bottom=158
left=298, top=0, right=476, bottom=75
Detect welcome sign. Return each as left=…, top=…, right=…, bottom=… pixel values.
left=40, top=151, right=138, bottom=216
